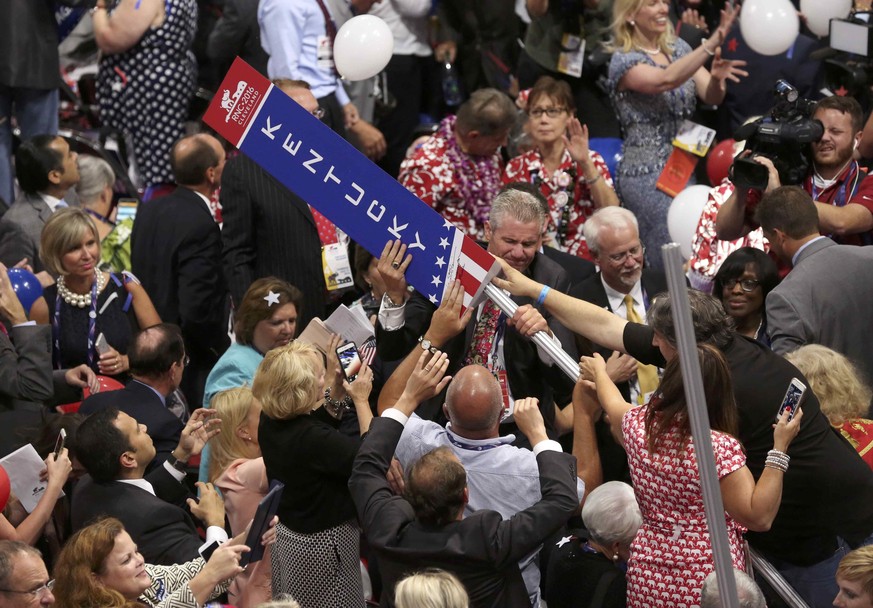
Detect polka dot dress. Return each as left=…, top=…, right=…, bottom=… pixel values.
left=270, top=520, right=365, bottom=608
left=97, top=0, right=197, bottom=187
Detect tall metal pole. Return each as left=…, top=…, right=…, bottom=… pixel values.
left=662, top=243, right=739, bottom=607
left=483, top=283, right=580, bottom=381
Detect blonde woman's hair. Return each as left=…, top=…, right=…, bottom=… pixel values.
left=837, top=546, right=873, bottom=600
left=252, top=342, right=321, bottom=421
left=208, top=386, right=256, bottom=482
left=394, top=569, right=469, bottom=608
left=40, top=207, right=101, bottom=276
left=609, top=0, right=675, bottom=55
left=785, top=345, right=873, bottom=426
left=255, top=594, right=301, bottom=608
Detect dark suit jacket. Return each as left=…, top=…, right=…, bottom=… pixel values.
left=0, top=193, right=53, bottom=271
left=79, top=380, right=183, bottom=468
left=71, top=466, right=203, bottom=566
left=131, top=187, right=229, bottom=405
left=567, top=270, right=668, bottom=483
left=541, top=246, right=597, bottom=287
left=376, top=253, right=577, bottom=442
left=206, top=0, right=269, bottom=78
left=0, top=0, right=62, bottom=90
left=350, top=417, right=578, bottom=608
left=220, top=152, right=326, bottom=330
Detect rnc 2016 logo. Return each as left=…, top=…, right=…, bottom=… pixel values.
left=221, top=79, right=261, bottom=125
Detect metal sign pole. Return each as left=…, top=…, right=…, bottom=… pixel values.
left=662, top=243, right=739, bottom=608
left=483, top=283, right=580, bottom=381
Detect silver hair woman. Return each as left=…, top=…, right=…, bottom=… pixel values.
left=545, top=481, right=641, bottom=608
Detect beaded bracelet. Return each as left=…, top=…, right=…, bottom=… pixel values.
left=764, top=449, right=790, bottom=472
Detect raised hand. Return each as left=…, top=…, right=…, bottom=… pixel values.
left=710, top=47, right=748, bottom=84
left=397, top=350, right=452, bottom=414
left=176, top=408, right=221, bottom=460
left=563, top=118, right=591, bottom=164
left=377, top=240, right=411, bottom=305
left=508, top=304, right=551, bottom=339
left=427, top=280, right=474, bottom=346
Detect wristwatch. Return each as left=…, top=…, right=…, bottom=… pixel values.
left=167, top=451, right=187, bottom=474
left=418, top=336, right=438, bottom=354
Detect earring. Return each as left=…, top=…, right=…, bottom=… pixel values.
left=629, top=20, right=635, bottom=27
left=613, top=553, right=620, bottom=562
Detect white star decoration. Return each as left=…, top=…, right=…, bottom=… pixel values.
left=435, top=256, right=446, bottom=268
left=556, top=536, right=572, bottom=548
left=264, top=291, right=280, bottom=306
left=439, top=237, right=449, bottom=249
left=429, top=294, right=438, bottom=304
left=443, top=218, right=454, bottom=230
left=431, top=275, right=442, bottom=287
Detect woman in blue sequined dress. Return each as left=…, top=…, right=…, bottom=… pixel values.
left=607, top=0, right=745, bottom=269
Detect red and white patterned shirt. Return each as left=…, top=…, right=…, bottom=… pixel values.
left=503, top=148, right=613, bottom=260
left=398, top=116, right=504, bottom=241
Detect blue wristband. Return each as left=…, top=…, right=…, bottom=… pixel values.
left=536, top=285, right=551, bottom=306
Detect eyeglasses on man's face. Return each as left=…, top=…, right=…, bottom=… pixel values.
left=311, top=107, right=325, bottom=119
left=607, top=244, right=645, bottom=264
left=723, top=278, right=761, bottom=292
left=528, top=107, right=567, bottom=118
left=0, top=579, right=54, bottom=599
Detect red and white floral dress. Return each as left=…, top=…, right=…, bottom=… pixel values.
left=398, top=116, right=503, bottom=241
left=502, top=148, right=613, bottom=260
left=622, top=405, right=747, bottom=608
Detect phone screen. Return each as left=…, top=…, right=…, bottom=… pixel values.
left=54, top=428, right=67, bottom=457
left=336, top=342, right=362, bottom=382
left=777, top=379, right=805, bottom=422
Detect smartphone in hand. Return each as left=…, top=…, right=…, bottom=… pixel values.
left=54, top=428, right=67, bottom=457
left=776, top=378, right=806, bottom=422
left=95, top=332, right=111, bottom=355
left=336, top=341, right=362, bottom=382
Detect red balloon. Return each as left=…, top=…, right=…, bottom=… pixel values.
left=707, top=139, right=736, bottom=186
left=82, top=375, right=125, bottom=399
left=0, top=466, right=10, bottom=512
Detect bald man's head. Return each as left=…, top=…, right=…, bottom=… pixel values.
left=444, top=366, right=503, bottom=437
left=170, top=133, right=225, bottom=187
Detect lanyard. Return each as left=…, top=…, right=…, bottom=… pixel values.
left=489, top=313, right=506, bottom=375
left=52, top=279, right=99, bottom=370
left=446, top=432, right=505, bottom=452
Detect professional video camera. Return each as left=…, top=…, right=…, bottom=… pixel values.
left=729, top=80, right=823, bottom=191
left=822, top=13, right=873, bottom=107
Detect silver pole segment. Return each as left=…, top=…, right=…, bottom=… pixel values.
left=662, top=243, right=739, bottom=608
left=483, top=283, right=580, bottom=381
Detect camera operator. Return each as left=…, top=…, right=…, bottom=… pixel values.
left=716, top=95, right=873, bottom=247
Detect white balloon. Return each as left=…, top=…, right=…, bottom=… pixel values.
left=740, top=0, right=800, bottom=56
left=668, top=185, right=711, bottom=259
left=334, top=15, right=395, bottom=81
left=800, top=0, right=852, bottom=37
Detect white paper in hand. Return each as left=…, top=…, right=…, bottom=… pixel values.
left=0, top=444, right=62, bottom=513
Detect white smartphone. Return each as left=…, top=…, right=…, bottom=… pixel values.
left=776, top=378, right=806, bottom=422
left=54, top=428, right=67, bottom=457
left=95, top=332, right=111, bottom=355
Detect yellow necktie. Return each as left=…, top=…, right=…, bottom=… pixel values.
left=624, top=294, right=660, bottom=404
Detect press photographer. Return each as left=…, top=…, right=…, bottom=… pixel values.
left=716, top=93, right=873, bottom=247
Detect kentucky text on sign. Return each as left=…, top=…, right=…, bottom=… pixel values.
left=204, top=58, right=499, bottom=309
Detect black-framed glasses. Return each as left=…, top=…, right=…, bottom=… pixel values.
left=607, top=244, right=645, bottom=264
left=182, top=355, right=190, bottom=367
left=529, top=107, right=567, bottom=118
left=312, top=107, right=325, bottom=119
left=0, top=580, right=53, bottom=597
left=724, top=278, right=761, bottom=292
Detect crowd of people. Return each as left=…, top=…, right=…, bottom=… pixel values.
left=2, top=0, right=873, bottom=607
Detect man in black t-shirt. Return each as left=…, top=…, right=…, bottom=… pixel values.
left=493, top=261, right=873, bottom=608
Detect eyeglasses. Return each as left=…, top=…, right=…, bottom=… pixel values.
left=312, top=107, right=325, bottom=119
left=528, top=107, right=567, bottom=118
left=723, top=278, right=760, bottom=292
left=181, top=355, right=190, bottom=367
left=0, top=580, right=53, bottom=597
left=607, top=244, right=645, bottom=264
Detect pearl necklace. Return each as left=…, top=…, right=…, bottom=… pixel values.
left=56, top=270, right=105, bottom=308
left=635, top=44, right=661, bottom=55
